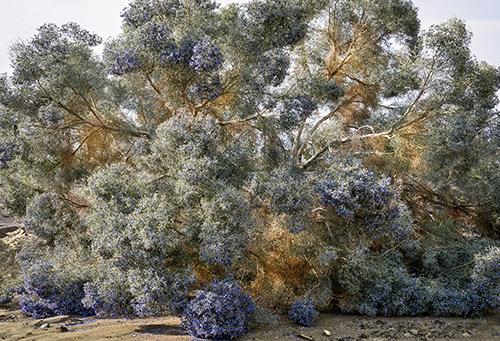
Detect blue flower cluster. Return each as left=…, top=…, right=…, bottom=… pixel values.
left=139, top=22, right=175, bottom=52
left=87, top=164, right=142, bottom=215
left=314, top=153, right=412, bottom=241
left=471, top=247, right=500, bottom=310
left=106, top=22, right=226, bottom=76
left=340, top=236, right=500, bottom=317
left=151, top=115, right=250, bottom=204
left=289, top=296, right=319, bottom=327
left=182, top=277, right=255, bottom=339
left=0, top=140, right=20, bottom=168
left=189, top=36, right=224, bottom=72
left=317, top=246, right=339, bottom=268
left=103, top=39, right=144, bottom=76
left=38, top=104, right=62, bottom=125
left=20, top=261, right=94, bottom=318
left=160, top=33, right=224, bottom=75
left=199, top=188, right=248, bottom=269
left=161, top=33, right=198, bottom=66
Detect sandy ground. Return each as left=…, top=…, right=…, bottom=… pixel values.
left=3, top=208, right=500, bottom=341
left=2, top=304, right=500, bottom=341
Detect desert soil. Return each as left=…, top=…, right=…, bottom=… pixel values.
left=3, top=305, right=500, bottom=341
left=2, top=208, right=500, bottom=341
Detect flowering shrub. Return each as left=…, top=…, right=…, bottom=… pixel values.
left=182, top=278, right=255, bottom=339
left=82, top=264, right=196, bottom=317
left=20, top=261, right=94, bottom=318
left=471, top=247, right=500, bottom=310
left=3, top=0, right=500, bottom=327
left=79, top=116, right=253, bottom=317
left=340, top=236, right=500, bottom=317
left=315, top=153, right=413, bottom=242
left=82, top=267, right=135, bottom=317
left=289, top=296, right=319, bottom=327
left=128, top=268, right=197, bottom=317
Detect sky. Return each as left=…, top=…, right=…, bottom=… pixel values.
left=0, top=0, right=499, bottom=75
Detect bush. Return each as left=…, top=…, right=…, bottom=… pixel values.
left=289, top=296, right=319, bottom=327
left=339, top=238, right=500, bottom=317
left=0, top=277, right=23, bottom=305
left=82, top=266, right=135, bottom=317
left=19, top=260, right=94, bottom=318
left=182, top=277, right=255, bottom=339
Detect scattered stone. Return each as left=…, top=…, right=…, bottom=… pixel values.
left=323, top=330, right=332, bottom=336
left=40, top=322, right=49, bottom=329
left=58, top=325, right=68, bottom=333
left=403, top=332, right=411, bottom=338
left=381, top=327, right=397, bottom=338
left=410, top=328, right=419, bottom=336
left=297, top=333, right=314, bottom=341
left=462, top=332, right=471, bottom=338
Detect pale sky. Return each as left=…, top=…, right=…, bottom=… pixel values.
left=0, top=0, right=499, bottom=75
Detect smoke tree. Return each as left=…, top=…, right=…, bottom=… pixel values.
left=1, top=0, right=500, bottom=332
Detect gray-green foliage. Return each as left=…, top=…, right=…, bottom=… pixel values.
left=0, top=0, right=499, bottom=324
left=339, top=224, right=500, bottom=317
left=80, top=115, right=252, bottom=315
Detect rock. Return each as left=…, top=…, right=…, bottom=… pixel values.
left=0, top=206, right=20, bottom=237
left=323, top=330, right=332, bottom=336
left=462, top=332, right=471, bottom=338
left=403, top=332, right=411, bottom=338
left=40, top=322, right=49, bottom=329
left=383, top=327, right=397, bottom=338
left=410, top=328, right=419, bottom=336
left=58, top=325, right=68, bottom=333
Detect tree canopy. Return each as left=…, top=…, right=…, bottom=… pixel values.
left=1, top=0, right=500, bottom=334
